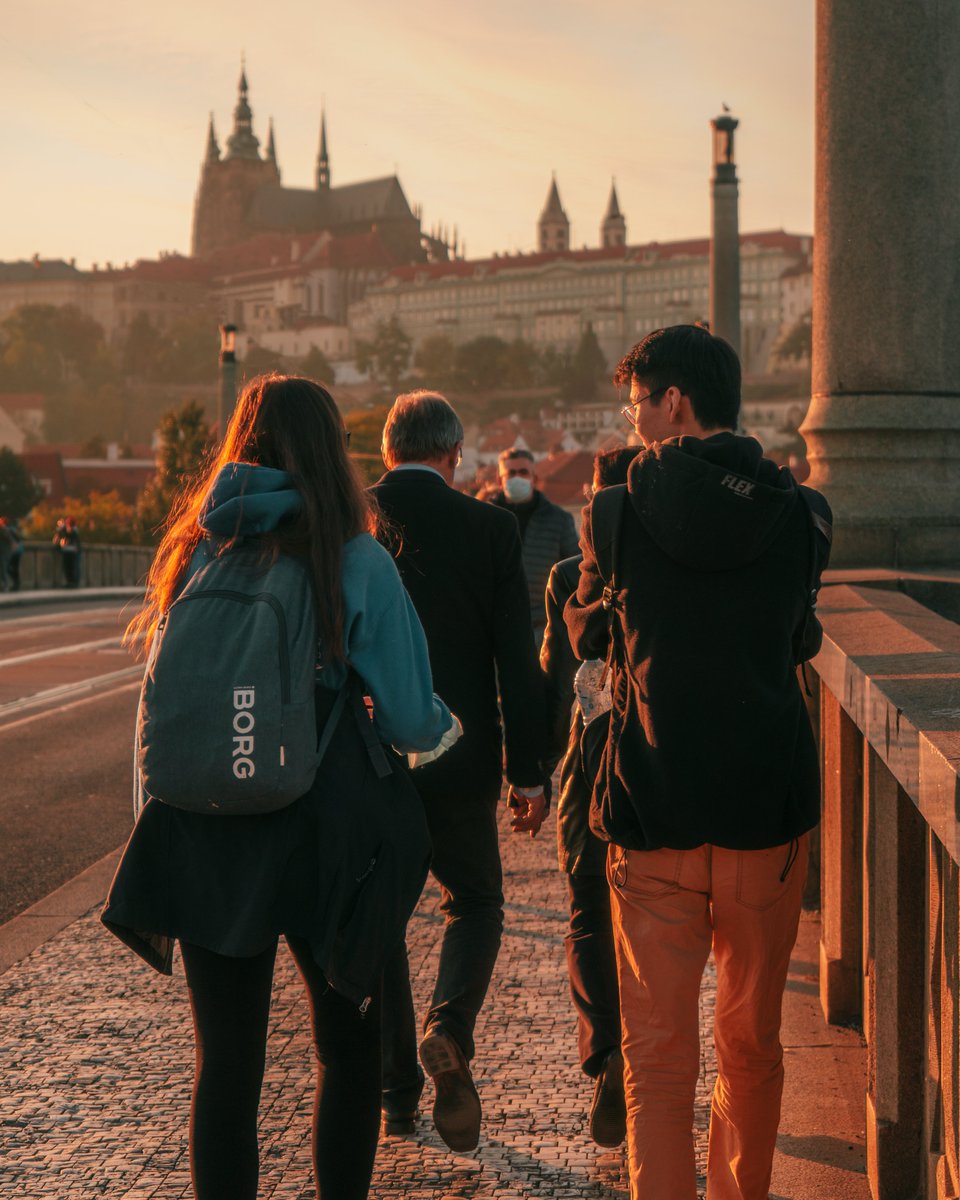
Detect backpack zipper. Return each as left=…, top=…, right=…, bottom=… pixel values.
left=174, top=589, right=291, bottom=703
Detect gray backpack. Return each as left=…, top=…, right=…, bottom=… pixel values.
left=137, top=543, right=345, bottom=815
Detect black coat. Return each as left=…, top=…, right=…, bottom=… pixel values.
left=565, top=433, right=831, bottom=853
left=372, top=468, right=547, bottom=801
left=541, top=554, right=608, bottom=876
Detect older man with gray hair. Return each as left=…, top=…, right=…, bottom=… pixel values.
left=373, top=390, right=549, bottom=1153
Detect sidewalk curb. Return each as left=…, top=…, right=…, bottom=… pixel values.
left=0, top=587, right=143, bottom=610
left=0, top=846, right=123, bottom=976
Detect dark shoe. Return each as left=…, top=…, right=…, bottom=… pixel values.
left=589, top=1048, right=626, bottom=1147
left=381, top=1100, right=419, bottom=1137
left=419, top=1029, right=481, bottom=1153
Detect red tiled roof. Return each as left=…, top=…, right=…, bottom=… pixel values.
left=384, top=230, right=810, bottom=285
left=0, top=393, right=45, bottom=412
left=94, top=256, right=212, bottom=284
left=209, top=229, right=400, bottom=284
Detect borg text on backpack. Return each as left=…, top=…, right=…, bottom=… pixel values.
left=137, top=542, right=346, bottom=815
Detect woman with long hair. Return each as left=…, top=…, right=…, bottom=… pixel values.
left=103, top=375, right=456, bottom=1200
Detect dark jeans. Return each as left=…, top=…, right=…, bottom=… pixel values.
left=381, top=790, right=503, bottom=1106
left=566, top=872, right=621, bottom=1078
left=181, top=936, right=381, bottom=1200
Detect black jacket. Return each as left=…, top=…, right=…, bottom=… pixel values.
left=541, top=554, right=608, bottom=875
left=492, top=491, right=579, bottom=638
left=565, top=433, right=831, bottom=852
left=373, top=468, right=547, bottom=801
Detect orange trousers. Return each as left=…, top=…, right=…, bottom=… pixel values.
left=607, top=837, right=808, bottom=1200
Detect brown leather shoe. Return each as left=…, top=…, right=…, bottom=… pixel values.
left=418, top=1029, right=482, bottom=1152
left=589, top=1048, right=626, bottom=1147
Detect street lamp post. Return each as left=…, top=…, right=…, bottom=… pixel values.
left=218, top=323, right=238, bottom=438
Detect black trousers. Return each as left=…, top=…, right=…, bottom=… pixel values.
left=565, top=872, right=621, bottom=1078
left=381, top=790, right=503, bottom=1106
left=181, top=936, right=381, bottom=1200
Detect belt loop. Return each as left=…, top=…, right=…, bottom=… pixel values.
left=780, top=837, right=800, bottom=883
left=613, top=847, right=628, bottom=889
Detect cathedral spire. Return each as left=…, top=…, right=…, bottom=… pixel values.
left=225, top=59, right=261, bottom=161
left=266, top=118, right=277, bottom=164
left=316, top=109, right=330, bottom=190
left=205, top=112, right=220, bottom=163
left=538, top=173, right=570, bottom=253
left=601, top=177, right=627, bottom=247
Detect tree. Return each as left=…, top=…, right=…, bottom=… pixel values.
left=344, top=404, right=391, bottom=485
left=773, top=312, right=812, bottom=364
left=454, top=337, right=510, bottom=391
left=299, top=344, right=336, bottom=385
left=239, top=344, right=285, bottom=384
left=26, top=490, right=137, bottom=544
left=355, top=316, right=411, bottom=392
left=136, top=400, right=212, bottom=539
left=562, top=323, right=609, bottom=402
left=413, top=335, right=457, bottom=390
left=0, top=304, right=115, bottom=393
left=0, top=448, right=44, bottom=518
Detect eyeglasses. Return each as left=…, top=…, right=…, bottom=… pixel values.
left=621, top=386, right=667, bottom=424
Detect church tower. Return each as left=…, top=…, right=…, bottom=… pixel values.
left=191, top=65, right=281, bottom=257
left=601, top=180, right=626, bottom=247
left=538, top=175, right=570, bottom=253
left=316, top=110, right=330, bottom=190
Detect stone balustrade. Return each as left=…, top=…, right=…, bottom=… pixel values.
left=814, top=584, right=960, bottom=1199
left=13, top=542, right=154, bottom=591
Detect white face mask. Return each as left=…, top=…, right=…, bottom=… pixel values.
left=503, top=476, right=534, bottom=504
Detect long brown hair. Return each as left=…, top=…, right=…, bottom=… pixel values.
left=127, top=374, right=378, bottom=661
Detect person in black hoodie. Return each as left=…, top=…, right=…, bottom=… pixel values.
left=565, top=325, right=831, bottom=1200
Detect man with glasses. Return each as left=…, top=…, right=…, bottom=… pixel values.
left=373, top=391, right=549, bottom=1153
left=565, top=324, right=831, bottom=1199
left=490, top=446, right=578, bottom=645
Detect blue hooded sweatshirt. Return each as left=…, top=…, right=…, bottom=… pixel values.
left=192, top=462, right=452, bottom=754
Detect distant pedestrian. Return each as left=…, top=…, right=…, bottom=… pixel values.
left=565, top=326, right=832, bottom=1199
left=102, top=375, right=459, bottom=1200
left=53, top=516, right=81, bottom=587
left=540, top=446, right=638, bottom=1149
left=6, top=517, right=23, bottom=591
left=0, top=518, right=14, bottom=593
left=489, top=447, right=578, bottom=644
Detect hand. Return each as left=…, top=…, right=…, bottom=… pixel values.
left=508, top=786, right=547, bottom=838
left=406, top=714, right=463, bottom=770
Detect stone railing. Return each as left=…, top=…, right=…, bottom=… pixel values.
left=15, top=542, right=154, bottom=591
left=813, top=584, right=960, bottom=1199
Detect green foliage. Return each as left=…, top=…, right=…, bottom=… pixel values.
left=0, top=304, right=114, bottom=393
left=344, top=404, right=390, bottom=485
left=240, top=344, right=284, bottom=384
left=561, top=323, right=609, bottom=401
left=299, top=345, right=336, bottom=385
left=26, top=490, right=138, bottom=544
left=135, top=400, right=212, bottom=539
left=414, top=335, right=458, bottom=390
left=774, top=312, right=812, bottom=364
left=0, top=447, right=44, bottom=518
left=356, top=316, right=412, bottom=392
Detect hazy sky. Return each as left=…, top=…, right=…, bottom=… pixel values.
left=3, top=0, right=814, bottom=268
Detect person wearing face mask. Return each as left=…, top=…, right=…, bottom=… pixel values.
left=491, top=447, right=578, bottom=645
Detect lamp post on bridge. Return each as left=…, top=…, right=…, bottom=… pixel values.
left=218, top=323, right=238, bottom=439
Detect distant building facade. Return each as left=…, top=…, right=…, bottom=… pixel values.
left=349, top=223, right=812, bottom=376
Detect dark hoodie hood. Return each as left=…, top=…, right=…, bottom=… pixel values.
left=627, top=432, right=798, bottom=571
left=198, top=463, right=301, bottom=538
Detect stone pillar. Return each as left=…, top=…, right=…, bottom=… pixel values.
left=801, top=2, right=960, bottom=568
left=709, top=111, right=741, bottom=359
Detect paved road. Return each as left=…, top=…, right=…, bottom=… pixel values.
left=0, top=601, right=141, bottom=923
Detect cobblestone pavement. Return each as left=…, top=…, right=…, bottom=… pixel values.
left=0, top=802, right=717, bottom=1199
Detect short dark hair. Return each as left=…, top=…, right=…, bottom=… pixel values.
left=593, top=446, right=640, bottom=491
left=613, top=324, right=741, bottom=430
left=498, top=446, right=534, bottom=467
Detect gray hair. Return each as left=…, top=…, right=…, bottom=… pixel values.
left=382, top=390, right=464, bottom=467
